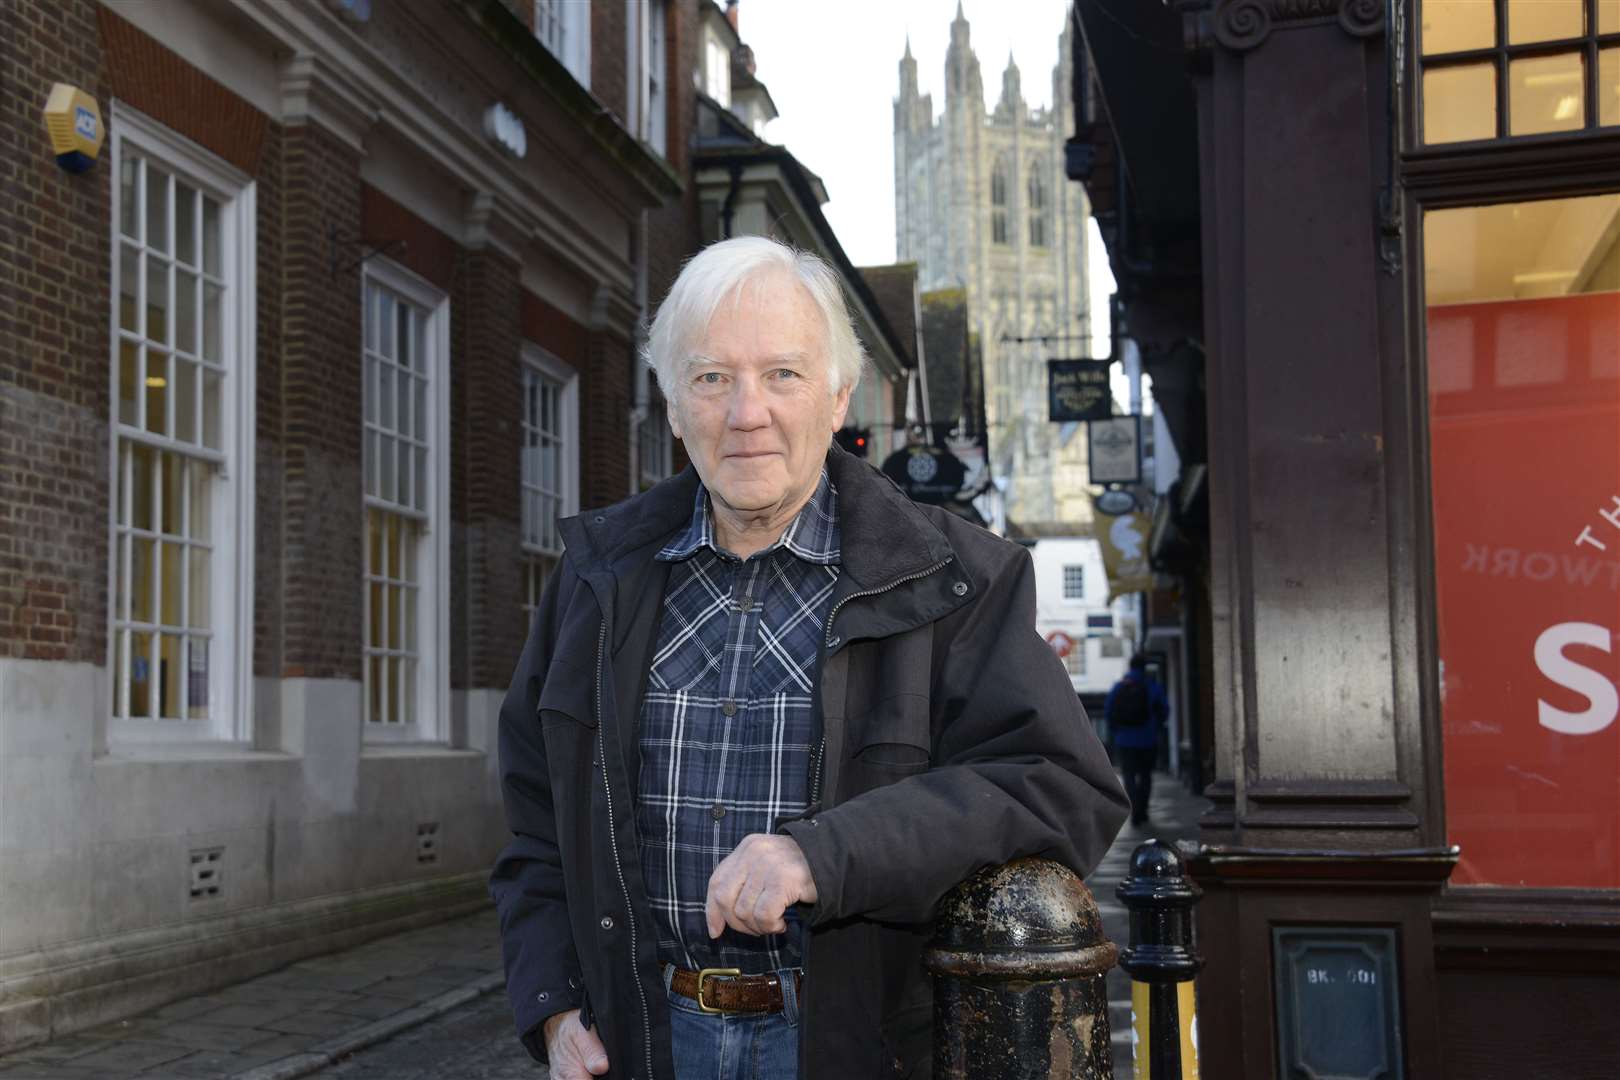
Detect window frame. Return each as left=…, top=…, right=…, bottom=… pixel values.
left=360, top=257, right=451, bottom=745
left=534, top=0, right=592, bottom=88
left=1401, top=8, right=1620, bottom=900
left=105, top=102, right=256, bottom=746
left=520, top=343, right=579, bottom=615
left=627, top=0, right=668, bottom=156
left=1061, top=563, right=1086, bottom=601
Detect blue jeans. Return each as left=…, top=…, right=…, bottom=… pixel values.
left=665, top=967, right=801, bottom=1080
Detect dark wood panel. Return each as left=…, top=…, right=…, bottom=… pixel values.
left=1439, top=970, right=1620, bottom=1079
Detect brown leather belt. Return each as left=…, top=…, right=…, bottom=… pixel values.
left=667, top=966, right=802, bottom=1015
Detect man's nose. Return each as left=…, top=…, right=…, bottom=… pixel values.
left=726, top=376, right=770, bottom=429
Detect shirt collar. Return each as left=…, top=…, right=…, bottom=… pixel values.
left=658, top=469, right=840, bottom=565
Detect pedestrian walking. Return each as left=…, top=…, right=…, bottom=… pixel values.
left=489, top=235, right=1128, bottom=1080
left=1105, top=654, right=1170, bottom=828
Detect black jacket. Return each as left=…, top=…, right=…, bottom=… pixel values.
left=490, top=445, right=1129, bottom=1079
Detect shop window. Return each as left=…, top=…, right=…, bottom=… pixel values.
left=362, top=263, right=448, bottom=741
left=521, top=345, right=578, bottom=616
left=109, top=106, right=254, bottom=744
left=991, top=157, right=1009, bottom=246
left=1419, top=0, right=1620, bottom=143
left=1424, top=191, right=1620, bottom=888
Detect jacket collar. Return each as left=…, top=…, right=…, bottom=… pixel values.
left=657, top=469, right=841, bottom=566
left=559, top=443, right=953, bottom=593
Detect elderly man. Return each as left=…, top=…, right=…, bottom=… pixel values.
left=491, top=236, right=1127, bottom=1080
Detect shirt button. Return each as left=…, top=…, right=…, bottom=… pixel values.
left=711, top=803, right=726, bottom=821
left=721, top=700, right=738, bottom=717
left=600, top=915, right=614, bottom=931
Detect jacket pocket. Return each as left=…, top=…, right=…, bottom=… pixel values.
left=848, top=692, right=932, bottom=777
left=538, top=660, right=597, bottom=729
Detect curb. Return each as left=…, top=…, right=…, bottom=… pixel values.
left=230, top=970, right=507, bottom=1080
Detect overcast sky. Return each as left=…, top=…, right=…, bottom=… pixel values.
left=737, top=1, right=1119, bottom=362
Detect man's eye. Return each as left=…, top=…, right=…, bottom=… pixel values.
left=696, top=372, right=723, bottom=384
left=773, top=369, right=801, bottom=379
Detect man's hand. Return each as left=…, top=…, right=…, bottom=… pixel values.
left=705, top=833, right=818, bottom=938
left=542, top=1009, right=608, bottom=1079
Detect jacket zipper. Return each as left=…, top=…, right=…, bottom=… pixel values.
left=595, top=621, right=654, bottom=1080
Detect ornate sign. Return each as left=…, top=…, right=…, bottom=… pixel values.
left=880, top=445, right=968, bottom=504
left=1088, top=416, right=1142, bottom=486
left=1048, top=359, right=1112, bottom=423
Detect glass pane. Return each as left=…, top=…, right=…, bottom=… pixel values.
left=396, top=370, right=411, bottom=439
left=379, top=366, right=395, bottom=431
left=1604, top=0, right=1620, bottom=33
left=189, top=460, right=211, bottom=541
left=1422, top=0, right=1495, bottom=54
left=130, top=631, right=153, bottom=718
left=159, top=633, right=181, bottom=718
left=369, top=580, right=384, bottom=648
left=414, top=447, right=427, bottom=512
left=1424, top=63, right=1497, bottom=143
left=120, top=244, right=140, bottom=332
left=202, top=196, right=220, bottom=276
left=366, top=429, right=380, bottom=498
left=399, top=656, right=415, bottom=730
left=1508, top=0, right=1583, bottom=43
left=379, top=291, right=395, bottom=358
left=1510, top=52, right=1586, bottom=135
left=132, top=443, right=154, bottom=532
left=189, top=548, right=209, bottom=629
left=146, top=168, right=169, bottom=255
left=387, top=514, right=403, bottom=580
left=403, top=588, right=416, bottom=653
left=146, top=256, right=169, bottom=345
left=380, top=433, right=396, bottom=503
left=202, top=281, right=222, bottom=362
left=384, top=656, right=399, bottom=723
left=119, top=340, right=139, bottom=425
left=399, top=444, right=412, bottom=512
left=365, top=357, right=378, bottom=425
left=161, top=541, right=182, bottom=626
left=1603, top=47, right=1620, bottom=128
left=414, top=377, right=426, bottom=444
left=1424, top=193, right=1620, bottom=890
left=175, top=269, right=198, bottom=355
left=188, top=638, right=209, bottom=720
left=113, top=629, right=128, bottom=718
left=202, top=368, right=222, bottom=451
left=365, top=283, right=378, bottom=351
left=386, top=584, right=400, bottom=649
left=144, top=352, right=169, bottom=437
left=175, top=360, right=198, bottom=444
left=115, top=533, right=130, bottom=620
left=132, top=537, right=154, bottom=623
left=175, top=184, right=197, bottom=267
left=161, top=452, right=183, bottom=536
left=120, top=155, right=139, bottom=239
left=368, top=508, right=383, bottom=573
left=368, top=656, right=384, bottom=724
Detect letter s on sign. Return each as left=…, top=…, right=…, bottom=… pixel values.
left=1535, top=622, right=1618, bottom=736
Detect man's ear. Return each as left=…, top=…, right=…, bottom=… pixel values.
left=830, top=383, right=852, bottom=432
left=667, top=396, right=684, bottom=440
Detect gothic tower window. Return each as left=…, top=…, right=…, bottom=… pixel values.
left=991, top=157, right=1009, bottom=246
left=1028, top=163, right=1048, bottom=248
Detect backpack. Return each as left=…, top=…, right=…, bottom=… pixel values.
left=1113, top=676, right=1151, bottom=728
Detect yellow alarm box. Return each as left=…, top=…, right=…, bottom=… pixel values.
left=43, top=83, right=104, bottom=173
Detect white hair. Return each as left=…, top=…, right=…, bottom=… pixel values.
left=641, top=235, right=867, bottom=407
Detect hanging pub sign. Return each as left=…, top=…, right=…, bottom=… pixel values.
left=1089, top=415, right=1142, bottom=485
left=1048, top=359, right=1112, bottom=423
left=880, top=445, right=967, bottom=504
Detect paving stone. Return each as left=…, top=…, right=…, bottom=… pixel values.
left=67, top=1040, right=192, bottom=1071
left=186, top=1001, right=306, bottom=1029
left=0, top=1037, right=104, bottom=1064
left=324, top=996, right=408, bottom=1022
left=143, top=1021, right=279, bottom=1052
left=148, top=998, right=221, bottom=1023
left=259, top=1011, right=358, bottom=1037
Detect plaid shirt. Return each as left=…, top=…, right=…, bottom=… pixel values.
left=636, top=471, right=840, bottom=974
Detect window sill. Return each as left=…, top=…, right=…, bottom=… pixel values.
left=96, top=743, right=297, bottom=765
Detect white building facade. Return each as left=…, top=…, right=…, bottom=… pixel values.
left=1028, top=538, right=1131, bottom=699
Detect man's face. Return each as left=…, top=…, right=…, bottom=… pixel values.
left=669, top=271, right=851, bottom=525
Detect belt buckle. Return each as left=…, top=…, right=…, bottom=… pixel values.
left=695, top=967, right=741, bottom=1014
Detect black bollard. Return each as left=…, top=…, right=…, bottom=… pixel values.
left=1116, top=840, right=1203, bottom=1079
left=925, top=858, right=1118, bottom=1079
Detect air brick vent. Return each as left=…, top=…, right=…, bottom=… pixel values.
left=416, top=822, right=440, bottom=865
left=189, top=847, right=223, bottom=900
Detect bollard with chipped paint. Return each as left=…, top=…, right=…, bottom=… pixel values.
left=1117, top=840, right=1203, bottom=1079
left=925, top=857, right=1118, bottom=1078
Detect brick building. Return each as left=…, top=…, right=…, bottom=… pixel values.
left=0, top=0, right=685, bottom=1048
